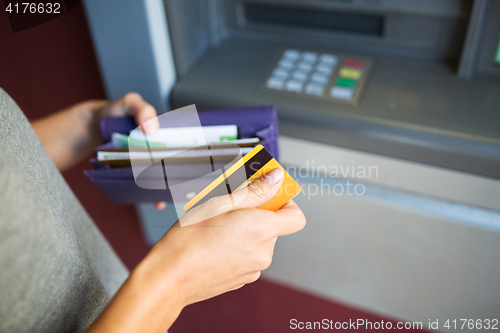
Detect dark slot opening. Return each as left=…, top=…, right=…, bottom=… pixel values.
left=244, top=3, right=384, bottom=37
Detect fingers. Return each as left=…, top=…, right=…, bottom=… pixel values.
left=230, top=284, right=245, bottom=291
left=106, top=92, right=159, bottom=135
left=270, top=200, right=307, bottom=237
left=229, top=271, right=262, bottom=291
left=155, top=202, right=167, bottom=210
left=246, top=271, right=261, bottom=284
left=236, top=272, right=261, bottom=289
left=231, top=167, right=284, bottom=210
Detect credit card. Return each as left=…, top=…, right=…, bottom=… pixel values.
left=183, top=145, right=301, bottom=212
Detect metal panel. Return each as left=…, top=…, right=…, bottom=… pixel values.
left=164, top=0, right=228, bottom=78
left=263, top=137, right=500, bottom=332
left=171, top=38, right=500, bottom=179
left=457, top=0, right=489, bottom=78
left=83, top=0, right=178, bottom=244
left=475, top=0, right=500, bottom=77
left=278, top=136, right=500, bottom=212
left=223, top=0, right=472, bottom=61
left=83, top=0, right=176, bottom=112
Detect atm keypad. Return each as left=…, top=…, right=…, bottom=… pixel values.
left=265, top=49, right=372, bottom=106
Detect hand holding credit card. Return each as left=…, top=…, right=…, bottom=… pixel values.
left=184, top=145, right=302, bottom=212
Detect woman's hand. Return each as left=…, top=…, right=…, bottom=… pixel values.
left=31, top=92, right=159, bottom=172
left=86, top=168, right=307, bottom=333
left=98, top=92, right=160, bottom=136
left=143, top=168, right=306, bottom=305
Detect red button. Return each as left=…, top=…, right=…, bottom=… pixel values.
left=344, top=59, right=365, bottom=68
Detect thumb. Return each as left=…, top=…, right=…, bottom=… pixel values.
left=231, top=167, right=285, bottom=209
left=179, top=168, right=284, bottom=227
left=103, top=92, right=160, bottom=135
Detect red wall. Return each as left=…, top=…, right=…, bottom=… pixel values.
left=0, top=3, right=104, bottom=117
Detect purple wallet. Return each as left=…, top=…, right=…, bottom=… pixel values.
left=84, top=106, right=279, bottom=204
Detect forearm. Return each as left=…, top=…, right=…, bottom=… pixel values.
left=31, top=101, right=106, bottom=171
left=86, top=261, right=184, bottom=333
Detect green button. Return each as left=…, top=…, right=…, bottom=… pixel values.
left=336, top=78, right=357, bottom=87
left=495, top=34, right=500, bottom=65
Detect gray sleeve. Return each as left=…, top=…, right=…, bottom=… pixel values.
left=0, top=88, right=129, bottom=333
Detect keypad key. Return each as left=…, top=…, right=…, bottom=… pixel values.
left=302, top=52, right=318, bottom=62
left=291, top=70, right=308, bottom=81
left=316, top=64, right=333, bottom=75
left=297, top=61, right=314, bottom=72
left=266, top=77, right=285, bottom=90
left=273, top=68, right=289, bottom=78
left=278, top=63, right=293, bottom=71
left=336, top=77, right=356, bottom=87
left=339, top=67, right=362, bottom=80
left=310, top=73, right=329, bottom=84
left=283, top=49, right=301, bottom=60
left=279, top=58, right=295, bottom=68
left=344, top=58, right=364, bottom=68
left=319, top=54, right=338, bottom=65
left=305, top=83, right=325, bottom=96
left=330, top=86, right=354, bottom=100
left=285, top=80, right=304, bottom=93
left=318, top=60, right=337, bottom=70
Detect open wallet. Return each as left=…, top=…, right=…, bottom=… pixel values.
left=84, top=106, right=281, bottom=205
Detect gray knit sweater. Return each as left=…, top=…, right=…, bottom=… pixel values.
left=0, top=88, right=128, bottom=332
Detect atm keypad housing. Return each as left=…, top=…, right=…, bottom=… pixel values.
left=265, top=49, right=372, bottom=106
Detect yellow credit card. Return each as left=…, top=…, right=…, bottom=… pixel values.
left=183, top=145, right=301, bottom=212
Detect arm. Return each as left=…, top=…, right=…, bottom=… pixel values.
left=32, top=93, right=306, bottom=331
left=31, top=93, right=159, bottom=172
left=31, top=93, right=166, bottom=210
left=86, top=168, right=306, bottom=332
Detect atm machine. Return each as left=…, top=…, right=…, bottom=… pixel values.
left=84, top=0, right=500, bottom=330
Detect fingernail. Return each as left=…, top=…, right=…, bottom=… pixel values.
left=143, top=122, right=158, bottom=135
left=263, top=168, right=284, bottom=185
